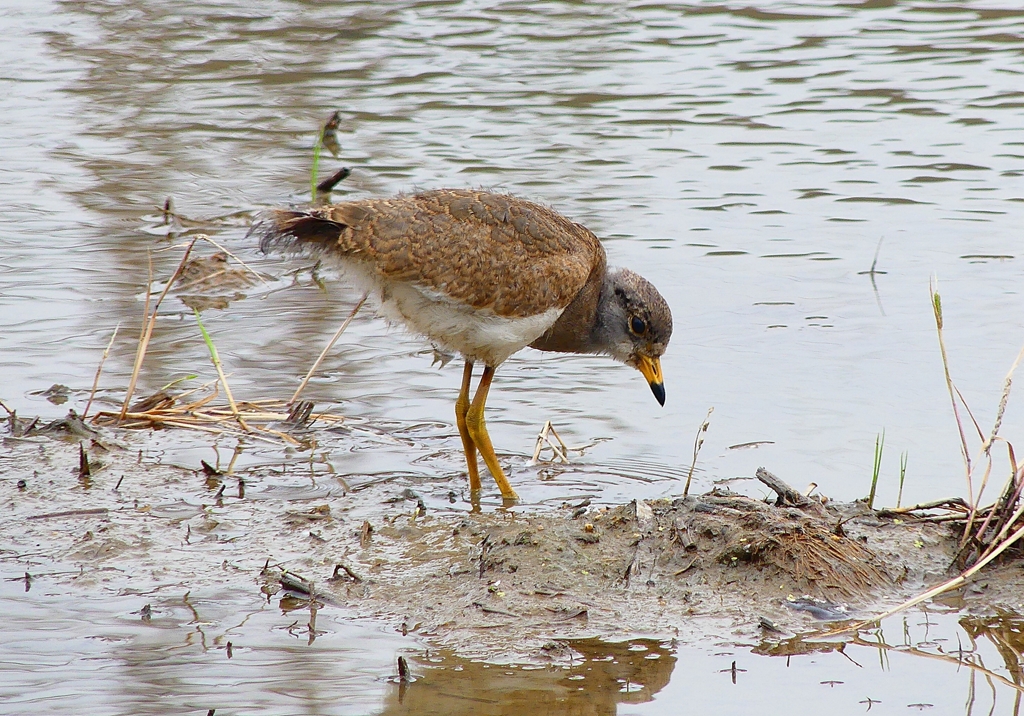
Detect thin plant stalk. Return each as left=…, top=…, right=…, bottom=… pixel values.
left=683, top=407, right=713, bottom=497
left=310, top=128, right=324, bottom=202
left=290, top=292, right=369, bottom=404
left=193, top=308, right=247, bottom=431
left=896, top=451, right=908, bottom=509
left=931, top=282, right=973, bottom=501
left=982, top=343, right=1024, bottom=454
left=83, top=322, right=121, bottom=419
left=868, top=430, right=884, bottom=510
left=119, top=238, right=199, bottom=420
left=969, top=344, right=1024, bottom=514
left=958, top=342, right=1024, bottom=554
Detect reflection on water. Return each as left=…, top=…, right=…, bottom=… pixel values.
left=382, top=639, right=676, bottom=716
left=5, top=567, right=1021, bottom=716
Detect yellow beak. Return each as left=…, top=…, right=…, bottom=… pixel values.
left=635, top=355, right=666, bottom=406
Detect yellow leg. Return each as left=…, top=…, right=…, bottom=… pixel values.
left=465, top=366, right=519, bottom=500
left=455, top=361, right=481, bottom=492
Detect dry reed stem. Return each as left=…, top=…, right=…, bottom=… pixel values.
left=94, top=391, right=347, bottom=446
left=122, top=253, right=154, bottom=420
left=170, top=378, right=222, bottom=406
left=931, top=283, right=974, bottom=501
left=983, top=343, right=1024, bottom=454
left=290, top=291, right=368, bottom=404
left=530, top=420, right=570, bottom=464
left=684, top=407, right=713, bottom=497
left=119, top=237, right=200, bottom=421
left=957, top=342, right=1024, bottom=555
left=83, top=322, right=120, bottom=419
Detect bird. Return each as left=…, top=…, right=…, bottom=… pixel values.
left=253, top=189, right=673, bottom=501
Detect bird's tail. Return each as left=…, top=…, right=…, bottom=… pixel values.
left=250, top=208, right=345, bottom=255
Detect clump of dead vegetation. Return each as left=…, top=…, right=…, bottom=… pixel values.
left=647, top=470, right=891, bottom=598
left=81, top=234, right=355, bottom=446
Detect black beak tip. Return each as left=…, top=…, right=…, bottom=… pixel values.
left=650, top=381, right=666, bottom=406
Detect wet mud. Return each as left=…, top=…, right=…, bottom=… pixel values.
left=5, top=426, right=1023, bottom=664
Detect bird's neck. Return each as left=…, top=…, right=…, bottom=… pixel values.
left=528, top=259, right=610, bottom=355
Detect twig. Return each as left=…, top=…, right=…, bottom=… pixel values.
left=27, top=508, right=109, bottom=521
left=876, top=497, right=968, bottom=516
left=530, top=420, right=570, bottom=464
left=119, top=238, right=200, bottom=420
left=316, top=167, right=351, bottom=195
left=83, top=322, right=120, bottom=419
left=755, top=467, right=810, bottom=507
left=684, top=407, right=713, bottom=497
left=290, top=292, right=368, bottom=404
left=848, top=635, right=1024, bottom=695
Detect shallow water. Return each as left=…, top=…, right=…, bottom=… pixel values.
left=2, top=572, right=1022, bottom=715
left=4, top=0, right=1024, bottom=505
left=3, top=0, right=1024, bottom=711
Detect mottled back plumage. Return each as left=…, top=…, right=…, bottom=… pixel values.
left=256, top=189, right=603, bottom=319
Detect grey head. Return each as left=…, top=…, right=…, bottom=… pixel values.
left=590, top=268, right=673, bottom=405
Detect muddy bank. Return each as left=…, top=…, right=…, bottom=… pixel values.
left=3, top=425, right=1023, bottom=662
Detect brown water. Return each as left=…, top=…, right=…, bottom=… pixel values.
left=2, top=571, right=1023, bottom=714
left=3, top=0, right=1024, bottom=711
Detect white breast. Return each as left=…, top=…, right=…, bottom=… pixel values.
left=336, top=261, right=563, bottom=366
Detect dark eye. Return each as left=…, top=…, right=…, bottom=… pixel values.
left=630, top=316, right=647, bottom=336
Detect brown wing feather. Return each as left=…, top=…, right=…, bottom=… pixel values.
left=259, top=189, right=604, bottom=318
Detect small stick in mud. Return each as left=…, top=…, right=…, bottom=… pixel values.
left=397, top=655, right=410, bottom=682
left=530, top=420, right=570, bottom=464
left=719, top=660, right=746, bottom=684
left=876, top=497, right=968, bottom=516
left=359, top=520, right=373, bottom=548
left=78, top=443, right=91, bottom=479
left=755, top=467, right=812, bottom=508
left=330, top=563, right=363, bottom=583
left=280, top=570, right=316, bottom=596
left=27, top=508, right=109, bottom=521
